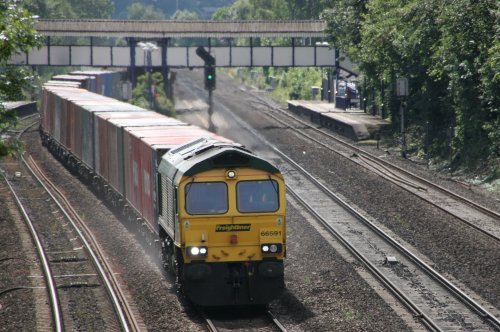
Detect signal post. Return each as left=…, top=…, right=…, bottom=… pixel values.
left=196, top=47, right=217, bottom=132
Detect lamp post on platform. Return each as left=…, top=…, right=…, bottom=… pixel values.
left=138, top=42, right=158, bottom=110
left=396, top=77, right=409, bottom=158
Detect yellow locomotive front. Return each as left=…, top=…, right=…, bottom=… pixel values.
left=157, top=138, right=286, bottom=307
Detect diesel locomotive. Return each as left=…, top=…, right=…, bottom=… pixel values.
left=39, top=73, right=286, bottom=306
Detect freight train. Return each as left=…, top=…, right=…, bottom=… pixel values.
left=39, top=72, right=286, bottom=307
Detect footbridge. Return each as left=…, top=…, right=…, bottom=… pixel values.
left=8, top=19, right=350, bottom=69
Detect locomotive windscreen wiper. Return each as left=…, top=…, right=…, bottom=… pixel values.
left=268, top=175, right=279, bottom=194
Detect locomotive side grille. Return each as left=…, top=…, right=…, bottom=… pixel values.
left=160, top=176, right=168, bottom=217
left=166, top=177, right=175, bottom=231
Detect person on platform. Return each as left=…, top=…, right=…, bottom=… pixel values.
left=345, top=88, right=352, bottom=110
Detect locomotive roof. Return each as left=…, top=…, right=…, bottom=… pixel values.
left=158, top=137, right=279, bottom=183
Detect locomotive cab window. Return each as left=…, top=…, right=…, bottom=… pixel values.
left=185, top=182, right=228, bottom=215
left=237, top=180, right=279, bottom=213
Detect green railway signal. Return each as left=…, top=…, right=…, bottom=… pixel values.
left=197, top=47, right=216, bottom=91
left=205, top=66, right=216, bottom=90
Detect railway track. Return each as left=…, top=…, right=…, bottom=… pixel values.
left=278, top=150, right=500, bottom=331
left=0, top=113, right=39, bottom=136
left=0, top=121, right=144, bottom=331
left=203, top=309, right=287, bottom=332
left=199, top=91, right=500, bottom=331
left=1, top=170, right=64, bottom=332
left=250, top=95, right=500, bottom=243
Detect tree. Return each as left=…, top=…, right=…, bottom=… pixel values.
left=67, top=0, right=114, bottom=19
left=24, top=0, right=113, bottom=19
left=321, top=0, right=366, bottom=52
left=323, top=0, right=499, bottom=168
left=0, top=0, right=40, bottom=156
left=127, top=3, right=166, bottom=20
left=131, top=72, right=174, bottom=116
left=287, top=0, right=333, bottom=20
left=23, top=0, right=76, bottom=19
left=171, top=10, right=199, bottom=20
left=212, top=0, right=290, bottom=20
left=429, top=0, right=498, bottom=165
left=481, top=31, right=500, bottom=158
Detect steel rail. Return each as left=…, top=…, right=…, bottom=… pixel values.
left=276, top=102, right=500, bottom=221
left=201, top=312, right=218, bottom=332
left=203, top=93, right=440, bottom=331
left=201, top=310, right=287, bottom=332
left=280, top=164, right=441, bottom=331
left=356, top=148, right=500, bottom=220
left=254, top=98, right=500, bottom=243
left=0, top=172, right=64, bottom=332
left=266, top=310, right=288, bottom=332
left=17, top=113, right=142, bottom=331
left=276, top=146, right=500, bottom=331
left=180, top=76, right=499, bottom=330
left=21, top=154, right=138, bottom=332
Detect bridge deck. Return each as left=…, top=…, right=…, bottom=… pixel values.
left=35, top=19, right=327, bottom=38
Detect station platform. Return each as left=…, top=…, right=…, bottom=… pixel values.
left=287, top=100, right=390, bottom=141
left=1, top=101, right=37, bottom=117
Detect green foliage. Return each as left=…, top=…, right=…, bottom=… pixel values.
left=23, top=0, right=76, bottom=19
left=231, top=67, right=323, bottom=101
left=321, top=0, right=366, bottom=51
left=171, top=10, right=199, bottom=20
left=324, top=0, right=499, bottom=169
left=0, top=1, right=41, bottom=61
left=212, top=6, right=233, bottom=20
left=481, top=33, right=500, bottom=157
left=427, top=0, right=496, bottom=166
left=68, top=0, right=114, bottom=19
left=272, top=68, right=323, bottom=100
left=131, top=72, right=175, bottom=116
left=0, top=109, right=17, bottom=130
left=212, top=0, right=333, bottom=46
left=127, top=3, right=166, bottom=20
left=0, top=67, right=37, bottom=101
left=0, top=1, right=40, bottom=157
left=113, top=0, right=235, bottom=19
left=24, top=0, right=113, bottom=19
left=212, top=0, right=290, bottom=20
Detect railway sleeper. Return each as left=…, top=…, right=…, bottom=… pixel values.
left=58, top=281, right=100, bottom=289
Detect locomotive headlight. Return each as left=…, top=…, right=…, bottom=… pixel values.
left=226, top=170, right=237, bottom=179
left=261, top=243, right=282, bottom=254
left=187, top=246, right=208, bottom=256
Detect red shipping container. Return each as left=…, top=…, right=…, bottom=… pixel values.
left=121, top=125, right=184, bottom=228
left=52, top=93, right=60, bottom=143
left=94, top=112, right=145, bottom=193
